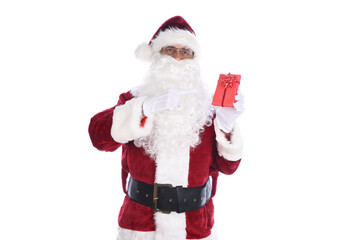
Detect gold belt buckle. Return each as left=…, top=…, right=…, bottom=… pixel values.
left=153, top=183, right=172, bottom=214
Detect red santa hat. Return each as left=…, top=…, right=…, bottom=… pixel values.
left=135, top=16, right=200, bottom=61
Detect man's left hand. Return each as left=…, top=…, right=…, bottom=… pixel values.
left=214, top=89, right=244, bottom=133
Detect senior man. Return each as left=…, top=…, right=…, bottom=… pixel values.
left=89, top=16, right=244, bottom=240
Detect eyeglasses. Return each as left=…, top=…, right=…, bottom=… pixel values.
left=160, top=46, right=195, bottom=59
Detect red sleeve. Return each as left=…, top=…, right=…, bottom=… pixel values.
left=211, top=138, right=241, bottom=174
left=209, top=129, right=241, bottom=198
left=213, top=156, right=241, bottom=175
left=210, top=118, right=241, bottom=175
left=88, top=91, right=133, bottom=152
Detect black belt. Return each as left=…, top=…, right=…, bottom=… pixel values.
left=127, top=177, right=211, bottom=214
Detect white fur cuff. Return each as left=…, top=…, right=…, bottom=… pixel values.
left=111, top=97, right=153, bottom=143
left=214, top=120, right=243, bottom=161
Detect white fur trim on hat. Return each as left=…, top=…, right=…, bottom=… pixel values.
left=111, top=97, right=153, bottom=143
left=151, top=28, right=200, bottom=56
left=135, top=28, right=200, bottom=61
left=214, top=120, right=243, bottom=161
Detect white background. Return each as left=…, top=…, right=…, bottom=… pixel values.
left=1, top=0, right=359, bottom=239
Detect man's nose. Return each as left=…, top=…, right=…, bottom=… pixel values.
left=173, top=51, right=183, bottom=61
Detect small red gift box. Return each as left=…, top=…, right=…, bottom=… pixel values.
left=212, top=73, right=241, bottom=107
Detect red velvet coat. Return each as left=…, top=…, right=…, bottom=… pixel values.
left=89, top=91, right=242, bottom=239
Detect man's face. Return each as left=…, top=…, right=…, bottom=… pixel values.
left=159, top=44, right=195, bottom=61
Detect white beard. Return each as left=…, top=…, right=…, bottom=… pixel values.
left=131, top=53, right=214, bottom=162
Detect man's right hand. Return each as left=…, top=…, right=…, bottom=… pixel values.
left=142, top=88, right=195, bottom=117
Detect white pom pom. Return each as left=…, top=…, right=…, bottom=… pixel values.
left=135, top=42, right=153, bottom=61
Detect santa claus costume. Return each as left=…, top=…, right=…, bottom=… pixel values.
left=89, top=16, right=243, bottom=240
